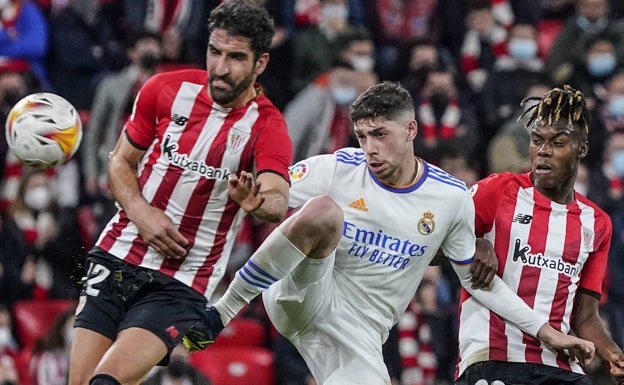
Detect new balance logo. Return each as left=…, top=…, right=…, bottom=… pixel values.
left=349, top=198, right=368, bottom=212
left=512, top=213, right=533, bottom=224
left=171, top=114, right=188, bottom=126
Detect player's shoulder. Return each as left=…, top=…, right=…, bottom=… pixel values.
left=425, top=162, right=468, bottom=192
left=150, top=69, right=208, bottom=87
left=333, top=147, right=367, bottom=167
left=575, top=193, right=611, bottom=221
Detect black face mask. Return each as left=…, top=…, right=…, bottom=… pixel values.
left=430, top=91, right=450, bottom=112
left=139, top=52, right=161, bottom=70
left=3, top=89, right=25, bottom=108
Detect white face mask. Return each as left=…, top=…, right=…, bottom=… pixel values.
left=330, top=85, right=358, bottom=105
left=24, top=186, right=51, bottom=211
left=0, top=327, right=11, bottom=348
left=350, top=55, right=374, bottom=72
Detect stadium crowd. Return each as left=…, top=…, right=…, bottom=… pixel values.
left=0, top=0, right=623, bottom=384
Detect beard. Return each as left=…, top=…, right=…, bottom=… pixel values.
left=209, top=70, right=256, bottom=106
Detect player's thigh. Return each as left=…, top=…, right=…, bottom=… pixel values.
left=93, top=327, right=168, bottom=385
left=68, top=328, right=113, bottom=385
left=263, top=251, right=336, bottom=338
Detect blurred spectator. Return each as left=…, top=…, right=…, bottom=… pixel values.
left=28, top=307, right=75, bottom=385
left=459, top=0, right=508, bottom=94
left=561, top=33, right=622, bottom=109
left=480, top=23, right=548, bottom=137
left=285, top=61, right=376, bottom=162
left=364, top=0, right=468, bottom=81
left=122, top=0, right=209, bottom=67
left=0, top=0, right=50, bottom=89
left=0, top=67, right=37, bottom=185
left=81, top=30, right=163, bottom=234
left=0, top=305, right=23, bottom=385
left=586, top=132, right=624, bottom=351
left=413, top=68, right=480, bottom=165
left=8, top=169, right=83, bottom=300
left=584, top=70, right=624, bottom=168
left=546, top=0, right=624, bottom=85
left=334, top=26, right=376, bottom=74
left=400, top=38, right=448, bottom=100
left=47, top=0, right=127, bottom=110
left=142, top=343, right=212, bottom=385
left=290, top=0, right=354, bottom=94
left=437, top=147, right=480, bottom=187
left=256, top=0, right=295, bottom=111
left=0, top=211, right=35, bottom=308
left=398, top=266, right=456, bottom=385
left=486, top=83, right=550, bottom=174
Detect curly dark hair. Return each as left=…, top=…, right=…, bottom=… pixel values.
left=518, top=84, right=590, bottom=141
left=207, top=0, right=275, bottom=59
left=349, top=81, right=415, bottom=125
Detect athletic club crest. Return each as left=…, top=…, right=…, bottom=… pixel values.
left=581, top=226, right=594, bottom=252
left=417, top=211, right=435, bottom=235
left=227, top=127, right=250, bottom=154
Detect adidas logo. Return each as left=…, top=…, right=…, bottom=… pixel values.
left=349, top=198, right=368, bottom=212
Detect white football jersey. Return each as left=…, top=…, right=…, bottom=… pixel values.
left=287, top=148, right=476, bottom=338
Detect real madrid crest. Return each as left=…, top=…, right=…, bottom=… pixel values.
left=417, top=211, right=435, bottom=235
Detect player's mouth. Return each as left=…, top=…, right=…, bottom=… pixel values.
left=211, top=77, right=233, bottom=89
left=534, top=162, right=552, bottom=175
left=368, top=161, right=385, bottom=174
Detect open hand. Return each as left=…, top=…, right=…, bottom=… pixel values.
left=228, top=171, right=265, bottom=213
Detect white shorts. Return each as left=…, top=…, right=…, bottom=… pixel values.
left=263, top=252, right=392, bottom=385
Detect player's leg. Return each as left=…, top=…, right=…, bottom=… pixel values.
left=215, top=195, right=343, bottom=325
left=67, top=328, right=113, bottom=385
left=89, top=327, right=168, bottom=385
left=183, top=195, right=343, bottom=352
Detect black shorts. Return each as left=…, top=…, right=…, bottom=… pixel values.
left=74, top=247, right=207, bottom=363
left=456, top=361, right=592, bottom=385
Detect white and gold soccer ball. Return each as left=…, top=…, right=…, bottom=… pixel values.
left=5, top=92, right=83, bottom=169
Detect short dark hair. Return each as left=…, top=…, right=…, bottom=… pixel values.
left=350, top=81, right=414, bottom=124
left=518, top=84, right=590, bottom=141
left=207, top=0, right=275, bottom=59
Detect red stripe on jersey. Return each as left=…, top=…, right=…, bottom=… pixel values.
left=521, top=191, right=550, bottom=363
left=190, top=126, right=257, bottom=293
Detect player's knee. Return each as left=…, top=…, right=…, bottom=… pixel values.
left=89, top=374, right=121, bottom=385
left=299, top=195, right=343, bottom=231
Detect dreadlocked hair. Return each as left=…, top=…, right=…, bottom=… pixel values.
left=517, top=84, right=589, bottom=139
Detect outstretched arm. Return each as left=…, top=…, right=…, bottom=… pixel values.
left=572, top=292, right=624, bottom=384
left=228, top=171, right=289, bottom=223
left=452, top=261, right=595, bottom=364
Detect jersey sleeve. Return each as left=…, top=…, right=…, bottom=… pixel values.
left=288, top=154, right=336, bottom=208
left=254, top=108, right=293, bottom=182
left=123, top=74, right=162, bottom=150
left=470, top=173, right=506, bottom=237
left=441, top=189, right=477, bottom=264
left=579, top=212, right=612, bottom=296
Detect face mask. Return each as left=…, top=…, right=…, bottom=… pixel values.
left=350, top=55, right=374, bottom=72
left=508, top=38, right=538, bottom=60
left=611, top=150, right=624, bottom=177
left=3, top=89, right=26, bottom=108
left=587, top=53, right=616, bottom=77
left=0, top=327, right=11, bottom=348
left=24, top=186, right=51, bottom=211
left=430, top=90, right=450, bottom=110
left=331, top=85, right=357, bottom=105
left=139, top=52, right=161, bottom=70
left=576, top=16, right=608, bottom=33
left=608, top=95, right=624, bottom=118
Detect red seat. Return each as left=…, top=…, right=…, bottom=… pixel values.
left=213, top=317, right=266, bottom=347
left=190, top=346, right=275, bottom=385
left=12, top=299, right=77, bottom=349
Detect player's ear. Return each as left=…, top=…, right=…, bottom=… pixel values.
left=407, top=120, right=417, bottom=141
left=578, top=140, right=588, bottom=159
left=254, top=52, right=269, bottom=76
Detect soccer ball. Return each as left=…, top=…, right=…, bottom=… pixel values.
left=5, top=92, right=83, bottom=169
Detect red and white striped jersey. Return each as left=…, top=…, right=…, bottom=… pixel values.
left=95, top=69, right=292, bottom=300
left=456, top=172, right=612, bottom=378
